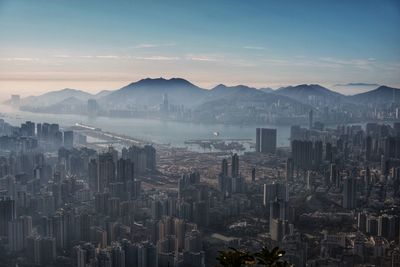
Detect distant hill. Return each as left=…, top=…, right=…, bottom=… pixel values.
left=274, top=84, right=346, bottom=105
left=18, top=88, right=93, bottom=107
left=99, top=78, right=207, bottom=108
left=259, top=87, right=274, bottom=93
left=351, top=85, right=400, bottom=105
left=12, top=77, right=396, bottom=124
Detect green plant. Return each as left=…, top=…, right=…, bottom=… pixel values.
left=216, top=247, right=253, bottom=267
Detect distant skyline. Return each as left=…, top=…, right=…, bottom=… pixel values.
left=0, top=0, right=399, bottom=99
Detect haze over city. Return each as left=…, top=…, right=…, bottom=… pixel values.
left=1, top=1, right=400, bottom=267
left=1, top=0, right=400, bottom=100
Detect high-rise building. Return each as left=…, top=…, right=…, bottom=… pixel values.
left=98, top=153, right=115, bottom=192
left=138, top=241, right=158, bottom=267
left=343, top=177, right=357, bottom=209
left=286, top=158, right=294, bottom=181
left=256, top=128, right=277, bottom=154
left=88, top=158, right=98, bottom=193
left=221, top=159, right=228, bottom=177
left=8, top=215, right=32, bottom=251
left=63, top=130, right=74, bottom=149
left=231, top=153, right=239, bottom=177
left=0, top=198, right=16, bottom=237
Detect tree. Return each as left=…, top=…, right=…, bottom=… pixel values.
left=216, top=246, right=292, bottom=267
left=254, top=246, right=292, bottom=267
left=216, top=247, right=253, bottom=267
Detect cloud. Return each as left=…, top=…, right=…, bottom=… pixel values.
left=334, top=83, right=380, bottom=87
left=243, top=46, right=265, bottom=50
left=53, top=55, right=71, bottom=58
left=133, top=43, right=176, bottom=49
left=1, top=57, right=39, bottom=61
left=137, top=56, right=180, bottom=61
left=95, top=55, right=119, bottom=59
left=185, top=55, right=219, bottom=62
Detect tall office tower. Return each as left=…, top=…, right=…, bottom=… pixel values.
left=97, top=250, right=112, bottom=267
left=252, top=167, right=256, bottom=181
left=256, top=128, right=261, bottom=152
left=95, top=192, right=110, bottom=215
left=329, top=164, right=338, bottom=185
left=231, top=153, right=239, bottom=177
left=40, top=123, right=49, bottom=140
left=87, top=99, right=98, bottom=116
left=108, top=146, right=119, bottom=165
left=0, top=198, right=16, bottom=237
left=63, top=130, right=74, bottom=149
left=36, top=123, right=42, bottom=139
left=38, top=237, right=56, bottom=266
left=174, top=218, right=186, bottom=252
left=343, top=177, right=357, bottom=209
left=256, top=128, right=277, bottom=154
left=49, top=124, right=60, bottom=141
left=263, top=182, right=289, bottom=207
left=183, top=230, right=205, bottom=267
left=90, top=226, right=107, bottom=248
left=270, top=218, right=289, bottom=242
left=185, top=230, right=202, bottom=253
left=8, top=215, right=32, bottom=251
left=309, top=109, right=313, bottom=129
left=79, top=213, right=92, bottom=242
left=121, top=240, right=139, bottom=267
left=111, top=243, right=126, bottom=267
left=88, top=159, right=98, bottom=193
left=286, top=158, right=294, bottom=181
left=98, top=153, right=115, bottom=192
left=27, top=236, right=41, bottom=265
left=20, top=121, right=35, bottom=136
left=221, top=159, right=228, bottom=177
left=117, top=158, right=134, bottom=185
left=291, top=140, right=313, bottom=169
left=144, top=145, right=157, bottom=172
left=313, top=141, right=323, bottom=167
left=193, top=201, right=209, bottom=227
left=394, top=122, right=400, bottom=136
left=138, top=241, right=158, bottom=267
left=325, top=142, right=332, bottom=162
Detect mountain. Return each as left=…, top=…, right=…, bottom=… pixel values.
left=99, top=78, right=207, bottom=108
left=351, top=85, right=400, bottom=105
left=259, top=87, right=274, bottom=93
left=193, top=84, right=310, bottom=123
left=95, top=90, right=113, bottom=98
left=274, top=84, right=346, bottom=105
left=19, top=88, right=93, bottom=107
left=20, top=96, right=86, bottom=114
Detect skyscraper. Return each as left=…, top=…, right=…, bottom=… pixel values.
left=231, top=153, right=239, bottom=178
left=0, top=198, right=16, bottom=237
left=221, top=159, right=228, bottom=177
left=343, top=177, right=357, bottom=209
left=98, top=153, right=115, bottom=192
left=63, top=130, right=74, bottom=149
left=256, top=128, right=277, bottom=154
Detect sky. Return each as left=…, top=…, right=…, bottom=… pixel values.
left=0, top=0, right=399, bottom=99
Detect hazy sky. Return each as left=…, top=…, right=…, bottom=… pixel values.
left=0, top=0, right=399, bottom=98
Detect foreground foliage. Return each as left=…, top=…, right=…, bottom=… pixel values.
left=216, top=246, right=292, bottom=267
